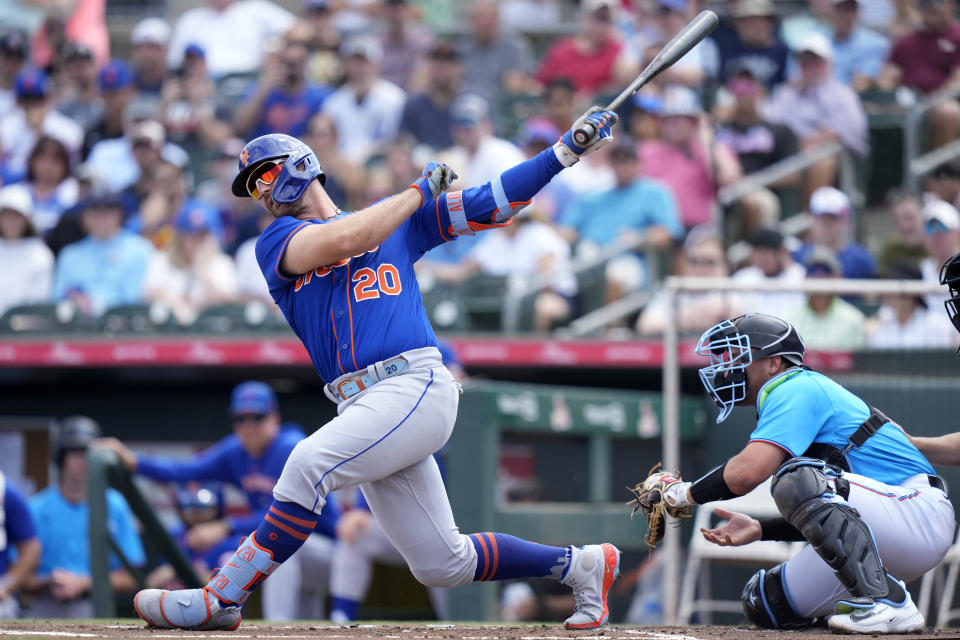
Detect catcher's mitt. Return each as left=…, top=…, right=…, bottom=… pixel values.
left=627, top=462, right=693, bottom=548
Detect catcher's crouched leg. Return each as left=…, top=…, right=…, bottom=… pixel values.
left=741, top=564, right=818, bottom=629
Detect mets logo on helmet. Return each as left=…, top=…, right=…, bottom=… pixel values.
left=239, top=147, right=251, bottom=168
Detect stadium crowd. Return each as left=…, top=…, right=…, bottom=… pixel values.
left=0, top=0, right=959, bottom=348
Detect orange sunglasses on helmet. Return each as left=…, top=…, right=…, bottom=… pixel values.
left=247, top=163, right=284, bottom=200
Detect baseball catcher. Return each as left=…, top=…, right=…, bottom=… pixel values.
left=629, top=313, right=954, bottom=634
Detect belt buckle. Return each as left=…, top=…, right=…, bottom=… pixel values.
left=336, top=376, right=365, bottom=400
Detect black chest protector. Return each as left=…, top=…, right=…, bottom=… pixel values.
left=802, top=406, right=892, bottom=472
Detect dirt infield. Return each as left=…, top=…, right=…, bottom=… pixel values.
left=0, top=622, right=956, bottom=640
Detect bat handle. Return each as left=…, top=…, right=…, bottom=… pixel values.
left=572, top=122, right=597, bottom=148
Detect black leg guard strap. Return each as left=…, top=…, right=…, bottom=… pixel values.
left=771, top=457, right=888, bottom=600
left=741, top=564, right=817, bottom=629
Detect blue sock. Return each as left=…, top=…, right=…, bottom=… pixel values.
left=254, top=500, right=319, bottom=563
left=331, top=596, right=359, bottom=621
left=470, top=533, right=570, bottom=581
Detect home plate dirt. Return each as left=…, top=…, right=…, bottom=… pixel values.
left=0, top=623, right=955, bottom=640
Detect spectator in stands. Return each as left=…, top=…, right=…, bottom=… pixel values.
left=0, top=68, right=82, bottom=182
left=458, top=0, right=534, bottom=106
left=87, top=116, right=189, bottom=195
left=54, top=42, right=101, bottom=134
left=442, top=93, right=526, bottom=191
left=301, top=0, right=343, bottom=86
left=867, top=261, right=958, bottom=349
left=715, top=62, right=799, bottom=235
left=129, top=159, right=192, bottom=249
left=878, top=190, right=928, bottom=271
left=794, top=186, right=876, bottom=279
left=647, top=0, right=720, bottom=88
left=398, top=40, right=463, bottom=151
left=53, top=193, right=155, bottom=317
left=43, top=163, right=105, bottom=256
left=926, top=160, right=960, bottom=209
left=29, top=0, right=110, bottom=69
left=535, top=0, right=623, bottom=97
left=0, top=30, right=28, bottom=117
left=636, top=225, right=742, bottom=336
left=82, top=59, right=136, bottom=159
left=423, top=209, right=578, bottom=332
left=25, top=417, right=144, bottom=619
left=22, top=136, right=78, bottom=237
left=717, top=0, right=790, bottom=88
left=0, top=185, right=53, bottom=317
left=556, top=142, right=683, bottom=305
left=829, top=0, right=891, bottom=91
left=877, top=0, right=922, bottom=40
left=110, top=120, right=167, bottom=216
left=879, top=0, right=960, bottom=149
left=196, top=138, right=262, bottom=251
left=94, top=382, right=339, bottom=622
left=130, top=18, right=171, bottom=108
left=167, top=0, right=295, bottom=79
left=143, top=202, right=239, bottom=325
left=159, top=44, right=233, bottom=153
left=322, top=36, right=406, bottom=163
left=785, top=246, right=867, bottom=350
left=377, top=0, right=434, bottom=92
left=537, top=77, right=577, bottom=136
left=626, top=92, right=663, bottom=142
left=233, top=38, right=331, bottom=139
left=779, top=0, right=832, bottom=51
left=0, top=465, right=39, bottom=618
left=732, top=227, right=808, bottom=315
left=234, top=209, right=275, bottom=308
left=920, top=199, right=960, bottom=308
left=763, top=32, right=868, bottom=200
left=301, top=113, right=362, bottom=210
left=639, top=85, right=742, bottom=229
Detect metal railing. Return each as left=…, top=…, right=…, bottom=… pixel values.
left=658, top=275, right=951, bottom=624
left=904, top=84, right=960, bottom=192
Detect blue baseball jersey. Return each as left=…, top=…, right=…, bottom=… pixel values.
left=29, top=487, right=146, bottom=576
left=1, top=483, right=37, bottom=575
left=136, top=425, right=340, bottom=538
left=255, top=147, right=565, bottom=383
left=750, top=369, right=935, bottom=485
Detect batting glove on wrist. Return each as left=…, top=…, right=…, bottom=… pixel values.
left=409, top=161, right=458, bottom=205
left=554, top=107, right=619, bottom=167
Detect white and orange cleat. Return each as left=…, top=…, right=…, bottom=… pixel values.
left=133, top=586, right=242, bottom=631
left=561, top=543, right=621, bottom=630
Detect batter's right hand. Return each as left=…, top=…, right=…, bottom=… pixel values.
left=409, top=161, right=458, bottom=205
left=336, top=509, right=374, bottom=545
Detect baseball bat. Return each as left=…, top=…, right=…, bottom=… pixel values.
left=571, top=9, right=719, bottom=146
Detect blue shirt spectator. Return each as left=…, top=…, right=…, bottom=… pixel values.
left=398, top=41, right=464, bottom=151
left=830, top=0, right=890, bottom=90
left=53, top=196, right=154, bottom=316
left=792, top=186, right=876, bottom=279
left=247, top=85, right=331, bottom=139
left=717, top=0, right=791, bottom=88
left=29, top=487, right=146, bottom=577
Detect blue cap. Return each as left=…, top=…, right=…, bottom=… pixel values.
left=184, top=43, right=205, bottom=59
left=632, top=92, right=663, bottom=114
left=15, top=68, right=48, bottom=99
left=657, top=0, right=688, bottom=10
left=98, top=59, right=134, bottom=91
left=174, top=201, right=221, bottom=234
left=516, top=118, right=560, bottom=147
left=230, top=381, right=277, bottom=415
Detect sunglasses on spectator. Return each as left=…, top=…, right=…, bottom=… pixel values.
left=233, top=413, right=267, bottom=424
left=247, top=162, right=283, bottom=200
left=688, top=255, right=721, bottom=267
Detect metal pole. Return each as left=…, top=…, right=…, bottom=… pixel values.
left=904, top=108, right=918, bottom=193
left=661, top=280, right=680, bottom=625
left=87, top=448, right=117, bottom=618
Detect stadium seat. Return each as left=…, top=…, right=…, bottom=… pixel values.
left=0, top=302, right=84, bottom=334
left=98, top=303, right=179, bottom=335
left=677, top=478, right=802, bottom=624
left=190, top=301, right=288, bottom=334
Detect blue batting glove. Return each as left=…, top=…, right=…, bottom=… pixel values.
left=555, top=108, right=620, bottom=166
left=409, top=161, right=458, bottom=205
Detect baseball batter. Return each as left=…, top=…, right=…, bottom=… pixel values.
left=634, top=313, right=955, bottom=634
left=134, top=109, right=622, bottom=630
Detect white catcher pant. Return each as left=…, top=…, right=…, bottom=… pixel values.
left=783, top=472, right=956, bottom=618
left=273, top=347, right=479, bottom=589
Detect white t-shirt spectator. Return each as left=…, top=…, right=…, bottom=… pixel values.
left=144, top=251, right=239, bottom=315
left=731, top=262, right=807, bottom=317
left=234, top=236, right=273, bottom=306
left=167, top=0, right=295, bottom=77
left=867, top=304, right=957, bottom=349
left=322, top=79, right=406, bottom=163
left=0, top=109, right=83, bottom=177
left=0, top=237, right=54, bottom=315
left=440, top=135, right=527, bottom=192
left=468, top=220, right=577, bottom=298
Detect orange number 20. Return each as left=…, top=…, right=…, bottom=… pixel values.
left=352, top=264, right=402, bottom=302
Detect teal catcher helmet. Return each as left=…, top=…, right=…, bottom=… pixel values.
left=230, top=133, right=325, bottom=204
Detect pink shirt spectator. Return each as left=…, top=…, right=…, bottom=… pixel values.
left=31, top=0, right=109, bottom=67
left=638, top=140, right=721, bottom=228
left=889, top=22, right=960, bottom=93
left=536, top=37, right=623, bottom=95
